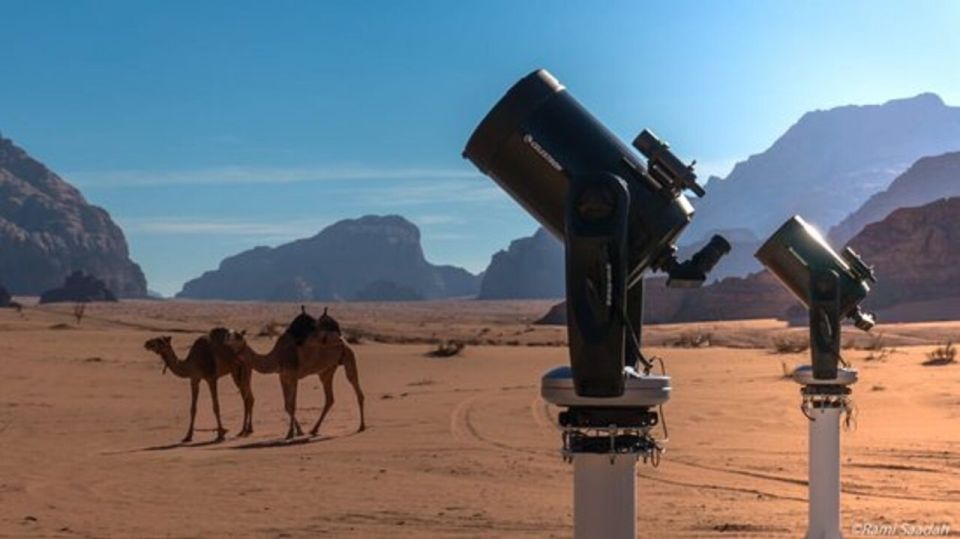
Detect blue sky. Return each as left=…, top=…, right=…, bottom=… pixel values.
left=2, top=1, right=959, bottom=295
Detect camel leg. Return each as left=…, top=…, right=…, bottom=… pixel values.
left=282, top=376, right=302, bottom=440
left=309, top=370, right=336, bottom=437
left=207, top=378, right=227, bottom=442
left=342, top=350, right=366, bottom=432
left=243, top=369, right=255, bottom=436
left=183, top=378, right=200, bottom=443
left=231, top=368, right=253, bottom=437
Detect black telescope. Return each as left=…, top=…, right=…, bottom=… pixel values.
left=756, top=215, right=877, bottom=379
left=464, top=69, right=728, bottom=397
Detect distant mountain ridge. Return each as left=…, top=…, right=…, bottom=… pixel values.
left=830, top=151, right=960, bottom=245
left=0, top=134, right=146, bottom=296
left=478, top=228, right=564, bottom=300
left=177, top=215, right=481, bottom=301
left=688, top=93, right=960, bottom=241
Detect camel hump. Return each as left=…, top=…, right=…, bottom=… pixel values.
left=208, top=327, right=230, bottom=345
left=317, top=306, right=341, bottom=335
left=285, top=310, right=317, bottom=346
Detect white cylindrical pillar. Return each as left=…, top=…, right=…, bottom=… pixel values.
left=573, top=453, right=636, bottom=539
left=806, top=405, right=843, bottom=539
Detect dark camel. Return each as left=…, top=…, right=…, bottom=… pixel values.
left=227, top=308, right=365, bottom=439
left=143, top=331, right=253, bottom=442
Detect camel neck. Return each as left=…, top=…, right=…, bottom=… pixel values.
left=241, top=342, right=281, bottom=374
left=158, top=348, right=192, bottom=378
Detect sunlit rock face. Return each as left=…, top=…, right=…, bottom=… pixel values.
left=0, top=135, right=146, bottom=297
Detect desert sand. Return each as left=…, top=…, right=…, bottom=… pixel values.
left=1, top=299, right=958, bottom=538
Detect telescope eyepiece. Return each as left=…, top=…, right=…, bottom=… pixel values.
left=664, top=234, right=732, bottom=288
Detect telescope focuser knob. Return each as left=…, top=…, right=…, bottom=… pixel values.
left=842, top=247, right=876, bottom=284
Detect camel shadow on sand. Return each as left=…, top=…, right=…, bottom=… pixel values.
left=226, top=428, right=364, bottom=450
left=141, top=438, right=226, bottom=451
left=104, top=428, right=362, bottom=455
left=225, top=434, right=335, bottom=450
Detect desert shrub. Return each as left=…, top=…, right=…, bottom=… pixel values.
left=864, top=347, right=895, bottom=362
left=73, top=303, right=86, bottom=324
left=672, top=332, right=712, bottom=348
left=345, top=333, right=363, bottom=345
left=923, top=342, right=957, bottom=366
left=772, top=336, right=809, bottom=354
left=427, top=341, right=465, bottom=358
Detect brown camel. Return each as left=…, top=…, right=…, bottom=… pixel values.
left=143, top=331, right=253, bottom=442
left=226, top=308, right=365, bottom=439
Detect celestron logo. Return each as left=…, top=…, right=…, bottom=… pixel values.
left=522, top=134, right=563, bottom=172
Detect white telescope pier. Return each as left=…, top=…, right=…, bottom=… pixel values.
left=793, top=365, right=858, bottom=539
left=542, top=366, right=671, bottom=539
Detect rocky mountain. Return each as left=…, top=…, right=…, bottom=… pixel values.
left=478, top=228, right=564, bottom=299
left=687, top=93, right=960, bottom=242
left=0, top=134, right=146, bottom=297
left=830, top=151, right=960, bottom=245
left=177, top=215, right=481, bottom=301
left=539, top=197, right=960, bottom=324
left=846, top=197, right=960, bottom=313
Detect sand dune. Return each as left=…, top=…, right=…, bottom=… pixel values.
left=1, top=300, right=958, bottom=537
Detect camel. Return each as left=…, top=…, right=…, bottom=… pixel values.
left=226, top=307, right=365, bottom=439
left=143, top=330, right=253, bottom=443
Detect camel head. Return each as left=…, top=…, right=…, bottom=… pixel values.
left=144, top=335, right=173, bottom=355
left=144, top=336, right=173, bottom=374
left=222, top=329, right=248, bottom=355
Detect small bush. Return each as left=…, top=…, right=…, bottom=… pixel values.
left=772, top=336, right=809, bottom=354
left=673, top=332, right=712, bottom=348
left=864, top=347, right=894, bottom=362
left=73, top=303, right=86, bottom=324
left=427, top=341, right=465, bottom=357
left=345, top=333, right=363, bottom=345
left=923, top=342, right=957, bottom=366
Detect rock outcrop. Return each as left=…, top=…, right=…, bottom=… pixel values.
left=847, top=197, right=960, bottom=311
left=0, top=134, right=146, bottom=297
left=830, top=151, right=960, bottom=245
left=687, top=93, right=960, bottom=241
left=178, top=215, right=481, bottom=301
left=39, top=270, right=118, bottom=304
left=478, top=228, right=564, bottom=299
